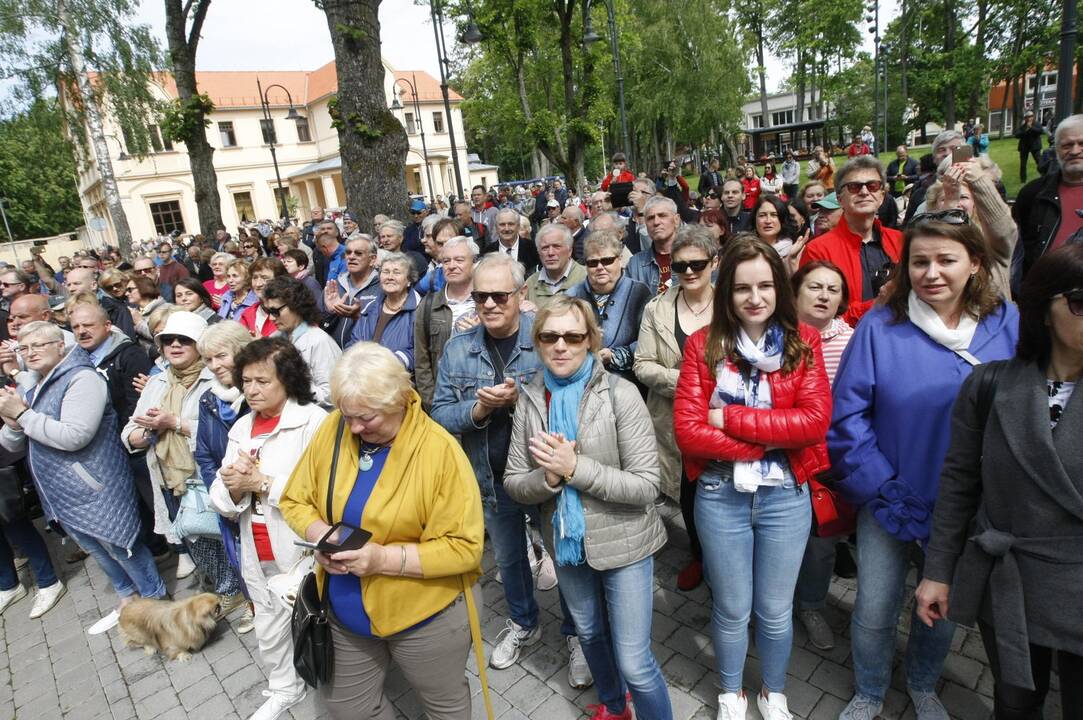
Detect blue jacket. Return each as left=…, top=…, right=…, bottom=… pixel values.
left=416, top=265, right=446, bottom=295
left=625, top=248, right=666, bottom=295
left=346, top=289, right=420, bottom=369
left=568, top=275, right=651, bottom=376
left=194, top=388, right=246, bottom=575
left=325, top=244, right=348, bottom=285
left=430, top=315, right=540, bottom=506
left=217, top=288, right=258, bottom=320
left=828, top=302, right=1019, bottom=541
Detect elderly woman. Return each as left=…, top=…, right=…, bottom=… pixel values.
left=262, top=276, right=342, bottom=407
left=122, top=312, right=241, bottom=601
left=127, top=275, right=165, bottom=340
left=280, top=248, right=323, bottom=304
left=505, top=296, right=670, bottom=720
left=193, top=320, right=256, bottom=634
left=0, top=321, right=165, bottom=633
left=634, top=225, right=719, bottom=592
left=346, top=252, right=420, bottom=368
left=239, top=257, right=287, bottom=338
left=209, top=338, right=328, bottom=720
left=917, top=244, right=1083, bottom=720
left=279, top=342, right=484, bottom=720
left=569, top=229, right=651, bottom=387
left=830, top=221, right=1019, bottom=720
left=378, top=219, right=429, bottom=280
left=204, top=251, right=233, bottom=310
left=218, top=259, right=259, bottom=321
left=100, top=268, right=129, bottom=301
left=174, top=277, right=221, bottom=325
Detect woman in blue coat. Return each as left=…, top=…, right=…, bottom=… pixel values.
left=829, top=219, right=1019, bottom=720
left=346, top=252, right=420, bottom=370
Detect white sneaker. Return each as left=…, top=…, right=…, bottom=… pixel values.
left=87, top=609, right=120, bottom=635
left=489, top=619, right=540, bottom=669
left=566, top=635, right=593, bottom=688
left=237, top=603, right=255, bottom=634
left=716, top=691, right=748, bottom=720
left=248, top=688, right=306, bottom=720
left=532, top=546, right=558, bottom=591
left=757, top=691, right=794, bottom=720
left=29, top=582, right=66, bottom=619
left=175, top=554, right=196, bottom=579
left=0, top=584, right=27, bottom=614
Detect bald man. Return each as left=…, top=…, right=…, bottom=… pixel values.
left=65, top=267, right=137, bottom=341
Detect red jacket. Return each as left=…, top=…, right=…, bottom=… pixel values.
left=239, top=304, right=277, bottom=337
left=601, top=169, right=635, bottom=191
left=673, top=324, right=831, bottom=484
left=741, top=177, right=761, bottom=209
left=800, top=215, right=903, bottom=326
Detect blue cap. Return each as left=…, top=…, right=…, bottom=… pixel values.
left=409, top=199, right=427, bottom=212
left=342, top=211, right=357, bottom=222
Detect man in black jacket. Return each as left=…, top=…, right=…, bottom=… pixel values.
left=485, top=208, right=541, bottom=275
left=1015, top=110, right=1047, bottom=184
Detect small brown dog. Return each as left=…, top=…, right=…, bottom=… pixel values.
left=119, top=593, right=221, bottom=661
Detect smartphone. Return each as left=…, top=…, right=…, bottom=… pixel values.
left=952, top=145, right=973, bottom=163
left=294, top=522, right=372, bottom=554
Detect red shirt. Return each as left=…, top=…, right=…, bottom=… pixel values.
left=1052, top=182, right=1083, bottom=251
left=249, top=413, right=282, bottom=562
left=847, top=143, right=871, bottom=158
left=600, top=169, right=635, bottom=191
left=240, top=303, right=277, bottom=337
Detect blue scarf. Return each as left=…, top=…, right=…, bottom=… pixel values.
left=543, top=354, right=594, bottom=566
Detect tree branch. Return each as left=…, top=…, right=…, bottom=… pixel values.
left=187, top=0, right=212, bottom=52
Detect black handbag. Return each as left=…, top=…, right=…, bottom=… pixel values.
left=291, top=417, right=345, bottom=688
left=0, top=464, right=26, bottom=524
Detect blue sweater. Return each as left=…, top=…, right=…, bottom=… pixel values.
left=346, top=289, right=420, bottom=369
left=828, top=302, right=1019, bottom=541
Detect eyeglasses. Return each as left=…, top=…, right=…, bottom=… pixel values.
left=104, top=282, right=125, bottom=292
left=841, top=180, right=884, bottom=195
left=158, top=334, right=196, bottom=347
left=585, top=256, right=618, bottom=269
left=537, top=331, right=588, bottom=346
left=907, top=209, right=971, bottom=227
left=0, top=281, right=24, bottom=288
left=261, top=304, right=285, bottom=317
left=471, top=290, right=516, bottom=306
left=343, top=249, right=370, bottom=257
left=13, top=340, right=62, bottom=355
left=672, top=259, right=711, bottom=274
left=134, top=267, right=156, bottom=275
left=1058, top=290, right=1083, bottom=316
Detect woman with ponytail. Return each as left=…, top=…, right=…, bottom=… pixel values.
left=504, top=295, right=671, bottom=720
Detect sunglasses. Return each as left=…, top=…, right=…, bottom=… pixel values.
left=159, top=334, right=196, bottom=347
left=261, top=304, right=285, bottom=317
left=134, top=267, right=156, bottom=275
left=104, top=282, right=125, bottom=292
left=908, top=209, right=971, bottom=227
left=672, top=259, right=711, bottom=274
left=585, top=256, right=618, bottom=269
left=344, top=250, right=369, bottom=257
left=537, top=331, right=588, bottom=346
left=1059, top=290, right=1083, bottom=316
left=841, top=180, right=884, bottom=195
left=471, top=290, right=515, bottom=305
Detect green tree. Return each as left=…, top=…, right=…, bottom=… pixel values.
left=0, top=99, right=83, bottom=240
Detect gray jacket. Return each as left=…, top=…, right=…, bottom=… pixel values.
left=504, top=363, right=667, bottom=571
left=925, top=359, right=1083, bottom=690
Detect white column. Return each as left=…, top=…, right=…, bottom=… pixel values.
left=321, top=175, right=339, bottom=208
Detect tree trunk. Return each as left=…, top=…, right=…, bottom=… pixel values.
left=966, top=0, right=988, bottom=121
left=554, top=0, right=591, bottom=190
left=59, top=0, right=133, bottom=256
left=943, top=0, right=957, bottom=129
left=795, top=48, right=806, bottom=124
left=900, top=0, right=910, bottom=133
left=320, top=0, right=409, bottom=234
left=164, top=0, right=224, bottom=237
left=756, top=12, right=770, bottom=128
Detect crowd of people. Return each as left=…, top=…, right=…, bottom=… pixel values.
left=0, top=113, right=1080, bottom=720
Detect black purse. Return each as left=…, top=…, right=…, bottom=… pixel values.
left=0, top=464, right=26, bottom=524
left=291, top=417, right=345, bottom=688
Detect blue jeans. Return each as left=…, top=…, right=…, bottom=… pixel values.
left=851, top=506, right=954, bottom=702
left=64, top=526, right=166, bottom=600
left=795, top=534, right=837, bottom=611
left=556, top=556, right=672, bottom=720
left=0, top=516, right=59, bottom=591
left=484, top=482, right=575, bottom=635
left=696, top=473, right=811, bottom=693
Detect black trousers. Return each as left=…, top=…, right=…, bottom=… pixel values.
left=1019, top=148, right=1041, bottom=183
left=979, top=619, right=1083, bottom=720
left=679, top=471, right=701, bottom=561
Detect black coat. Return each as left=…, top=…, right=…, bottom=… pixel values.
left=1014, top=121, right=1046, bottom=153
left=94, top=333, right=153, bottom=430
left=1012, top=169, right=1063, bottom=280
left=483, top=237, right=541, bottom=277
left=99, top=293, right=137, bottom=341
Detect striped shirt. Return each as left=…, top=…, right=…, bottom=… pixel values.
left=820, top=317, right=854, bottom=386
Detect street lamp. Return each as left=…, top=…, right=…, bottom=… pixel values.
left=867, top=0, right=880, bottom=152
left=430, top=0, right=480, bottom=201
left=257, top=78, right=306, bottom=219
left=582, top=0, right=629, bottom=157
left=391, top=74, right=437, bottom=203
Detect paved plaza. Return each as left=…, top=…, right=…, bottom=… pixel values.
left=0, top=503, right=1058, bottom=720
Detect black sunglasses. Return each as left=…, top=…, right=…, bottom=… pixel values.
left=537, top=331, right=588, bottom=345
left=585, top=256, right=618, bottom=269
left=471, top=290, right=515, bottom=306
left=159, top=334, right=196, bottom=347
left=261, top=304, right=285, bottom=317
left=672, top=259, right=711, bottom=274
left=1060, top=290, right=1083, bottom=316
left=907, top=209, right=971, bottom=227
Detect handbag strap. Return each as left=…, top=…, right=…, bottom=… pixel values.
left=321, top=417, right=347, bottom=609
left=462, top=576, right=494, bottom=720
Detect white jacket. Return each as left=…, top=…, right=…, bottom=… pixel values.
left=208, top=400, right=328, bottom=586
left=285, top=324, right=341, bottom=408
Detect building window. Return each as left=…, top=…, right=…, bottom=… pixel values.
left=433, top=112, right=444, bottom=133
left=272, top=187, right=291, bottom=214
left=750, top=114, right=763, bottom=129
left=218, top=121, right=237, bottom=147
left=233, top=191, right=255, bottom=222
left=147, top=125, right=173, bottom=153
left=295, top=118, right=311, bottom=143
left=149, top=200, right=185, bottom=235
left=404, top=112, right=417, bottom=135
left=260, top=119, right=277, bottom=145
left=771, top=110, right=794, bottom=126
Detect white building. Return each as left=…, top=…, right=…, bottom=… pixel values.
left=68, top=59, right=498, bottom=243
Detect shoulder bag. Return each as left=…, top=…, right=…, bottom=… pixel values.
left=291, top=417, right=345, bottom=688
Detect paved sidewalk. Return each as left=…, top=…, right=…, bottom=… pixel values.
left=0, top=506, right=1060, bottom=720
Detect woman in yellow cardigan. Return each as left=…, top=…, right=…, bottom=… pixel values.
left=279, top=342, right=486, bottom=720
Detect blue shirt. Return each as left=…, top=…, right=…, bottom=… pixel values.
left=325, top=244, right=348, bottom=286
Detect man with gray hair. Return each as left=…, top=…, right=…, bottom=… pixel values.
left=1014, top=113, right=1083, bottom=282
left=559, top=205, right=588, bottom=262
left=485, top=208, right=540, bottom=275
left=626, top=195, right=681, bottom=295
left=524, top=223, right=586, bottom=307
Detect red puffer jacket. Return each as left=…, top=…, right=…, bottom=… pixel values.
left=673, top=324, right=831, bottom=484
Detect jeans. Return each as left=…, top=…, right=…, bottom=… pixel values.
left=0, top=516, right=58, bottom=591
left=64, top=526, right=166, bottom=600
left=795, top=534, right=837, bottom=611
left=556, top=556, right=672, bottom=720
left=851, top=506, right=954, bottom=702
left=979, top=619, right=1083, bottom=720
left=696, top=473, right=811, bottom=693
left=484, top=483, right=574, bottom=635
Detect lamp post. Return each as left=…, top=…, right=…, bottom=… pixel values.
left=582, top=0, right=629, bottom=156
left=391, top=74, right=436, bottom=202
left=430, top=1, right=482, bottom=201
left=1056, top=0, right=1078, bottom=123
left=257, top=78, right=306, bottom=219
left=866, top=0, right=880, bottom=153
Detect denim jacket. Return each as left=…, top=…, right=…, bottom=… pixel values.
left=430, top=314, right=540, bottom=507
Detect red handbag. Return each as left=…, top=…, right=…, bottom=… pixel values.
left=808, top=475, right=856, bottom=537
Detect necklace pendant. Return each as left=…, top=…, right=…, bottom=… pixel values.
left=359, top=454, right=374, bottom=472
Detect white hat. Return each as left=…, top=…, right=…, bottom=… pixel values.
left=546, top=199, right=560, bottom=208
left=155, top=311, right=208, bottom=345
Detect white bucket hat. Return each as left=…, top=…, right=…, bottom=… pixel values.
left=155, top=311, right=208, bottom=346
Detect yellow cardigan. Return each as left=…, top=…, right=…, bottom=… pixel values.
left=279, top=390, right=483, bottom=637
